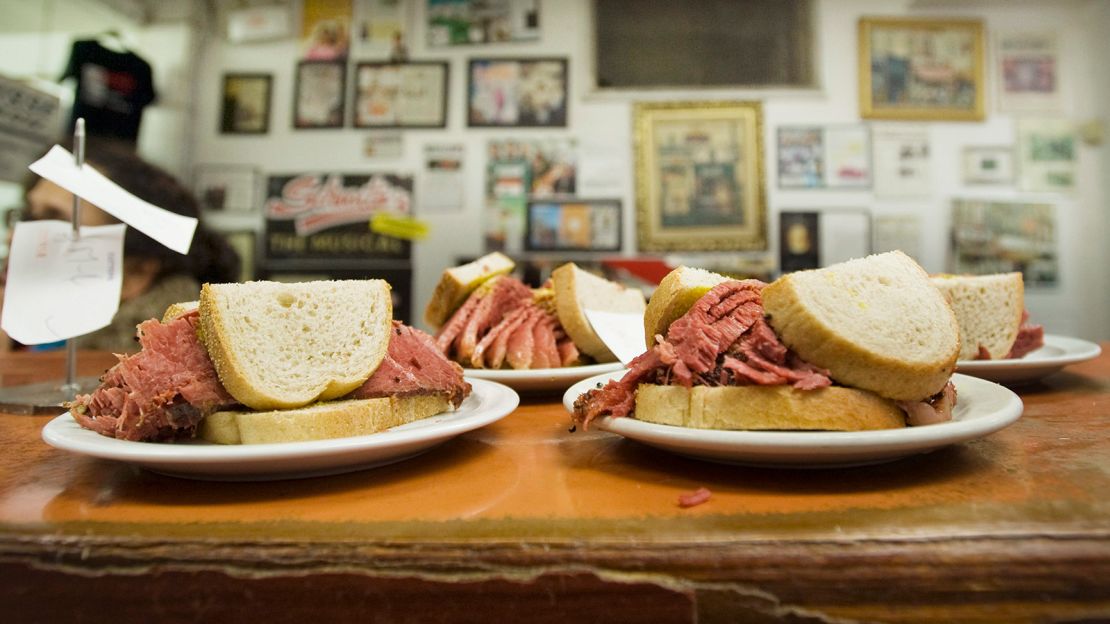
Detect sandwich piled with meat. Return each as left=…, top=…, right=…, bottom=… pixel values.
left=573, top=251, right=960, bottom=431
left=426, top=252, right=645, bottom=370
left=930, top=272, right=1044, bottom=360
left=69, top=280, right=470, bottom=444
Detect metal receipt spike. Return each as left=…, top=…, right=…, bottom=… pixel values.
left=59, top=119, right=86, bottom=397
left=0, top=118, right=102, bottom=414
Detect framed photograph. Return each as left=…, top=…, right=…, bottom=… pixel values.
left=872, top=125, right=931, bottom=198
left=859, top=17, right=985, bottom=121
left=194, top=164, right=259, bottom=213
left=525, top=199, right=621, bottom=252
left=951, top=199, right=1057, bottom=287
left=1017, top=118, right=1076, bottom=193
left=962, top=146, right=1015, bottom=185
left=633, top=101, right=766, bottom=252
left=779, top=208, right=871, bottom=274
left=427, top=0, right=540, bottom=46
left=997, top=31, right=1061, bottom=113
left=354, top=62, right=448, bottom=128
left=778, top=211, right=819, bottom=273
left=220, top=73, right=271, bottom=134
left=468, top=58, right=568, bottom=127
left=777, top=125, right=871, bottom=189
left=484, top=138, right=577, bottom=253
left=294, top=61, right=346, bottom=129
left=300, top=0, right=351, bottom=60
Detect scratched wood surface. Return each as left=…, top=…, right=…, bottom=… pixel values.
left=1, top=348, right=1108, bottom=623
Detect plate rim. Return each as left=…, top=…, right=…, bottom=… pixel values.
left=463, top=361, right=625, bottom=381
left=41, top=377, right=519, bottom=468
left=955, top=333, right=1101, bottom=371
left=562, top=371, right=1023, bottom=453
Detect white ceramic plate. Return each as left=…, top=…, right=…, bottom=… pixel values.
left=562, top=372, right=1022, bottom=468
left=464, top=361, right=625, bottom=393
left=955, top=334, right=1101, bottom=385
left=41, top=378, right=519, bottom=481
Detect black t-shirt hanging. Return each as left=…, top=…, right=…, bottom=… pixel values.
left=61, top=39, right=156, bottom=143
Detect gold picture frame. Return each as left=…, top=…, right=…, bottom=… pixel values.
left=859, top=17, right=985, bottom=121
left=633, top=101, right=766, bottom=252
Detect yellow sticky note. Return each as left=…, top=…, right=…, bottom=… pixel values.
left=369, top=213, right=430, bottom=241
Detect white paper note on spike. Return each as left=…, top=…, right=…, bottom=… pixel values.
left=583, top=310, right=647, bottom=366
left=28, top=145, right=197, bottom=254
left=2, top=221, right=125, bottom=345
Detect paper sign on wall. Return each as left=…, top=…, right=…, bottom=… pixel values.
left=583, top=310, right=646, bottom=366
left=28, top=145, right=197, bottom=254
left=1, top=221, right=125, bottom=345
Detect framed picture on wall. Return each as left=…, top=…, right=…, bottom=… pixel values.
left=525, top=199, right=621, bottom=252
left=1017, top=118, right=1077, bottom=193
left=962, top=146, right=1015, bottom=185
left=427, top=0, right=540, bottom=46
left=779, top=208, right=871, bottom=274
left=354, top=62, right=449, bottom=128
left=484, top=138, right=578, bottom=253
left=293, top=61, right=346, bottom=128
left=859, top=17, right=985, bottom=121
left=777, top=125, right=871, bottom=189
left=951, top=199, right=1057, bottom=286
left=468, top=58, right=568, bottom=127
left=872, top=125, right=931, bottom=198
left=633, top=101, right=766, bottom=252
left=996, top=31, right=1061, bottom=113
left=778, top=211, right=820, bottom=273
left=220, top=73, right=272, bottom=134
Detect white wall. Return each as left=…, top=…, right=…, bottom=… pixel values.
left=192, top=0, right=1108, bottom=339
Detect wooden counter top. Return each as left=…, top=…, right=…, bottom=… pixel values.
left=1, top=348, right=1108, bottom=622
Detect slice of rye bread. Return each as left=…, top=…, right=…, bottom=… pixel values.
left=761, top=251, right=959, bottom=402
left=642, top=266, right=731, bottom=349
left=552, top=262, right=646, bottom=362
left=930, top=273, right=1024, bottom=360
left=199, top=280, right=393, bottom=411
left=635, top=384, right=905, bottom=431
left=424, top=252, right=515, bottom=329
left=200, top=393, right=452, bottom=444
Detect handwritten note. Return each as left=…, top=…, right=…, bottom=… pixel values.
left=2, top=221, right=125, bottom=345
left=583, top=310, right=648, bottom=366
left=28, top=145, right=197, bottom=254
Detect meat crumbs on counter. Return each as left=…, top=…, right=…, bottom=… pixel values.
left=677, top=487, right=712, bottom=508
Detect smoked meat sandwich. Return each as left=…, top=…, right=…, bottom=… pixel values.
left=69, top=280, right=470, bottom=444
left=573, top=251, right=961, bottom=431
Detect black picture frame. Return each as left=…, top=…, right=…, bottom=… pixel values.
left=293, top=61, right=346, bottom=129
left=353, top=61, right=449, bottom=129
left=467, top=58, right=568, bottom=128
left=778, top=208, right=872, bottom=275
left=525, top=198, right=622, bottom=252
left=220, top=73, right=272, bottom=134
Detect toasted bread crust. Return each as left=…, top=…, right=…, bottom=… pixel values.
left=161, top=301, right=198, bottom=323
left=424, top=252, right=515, bottom=329
left=200, top=393, right=452, bottom=444
left=635, top=384, right=905, bottom=431
left=642, top=266, right=731, bottom=348
left=552, top=263, right=646, bottom=361
left=762, top=252, right=959, bottom=402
